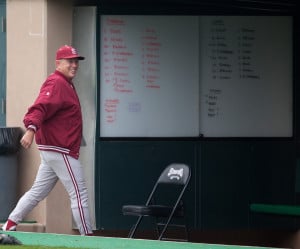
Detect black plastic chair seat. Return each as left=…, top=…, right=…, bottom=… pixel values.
left=122, top=204, right=184, bottom=217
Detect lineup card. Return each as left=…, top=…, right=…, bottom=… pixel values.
left=100, top=15, right=199, bottom=137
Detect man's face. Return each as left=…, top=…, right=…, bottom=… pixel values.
left=56, top=58, right=79, bottom=80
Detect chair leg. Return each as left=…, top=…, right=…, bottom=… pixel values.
left=128, top=216, right=143, bottom=238
left=184, top=226, right=189, bottom=242
left=158, top=216, right=189, bottom=241
left=155, top=217, right=161, bottom=238
left=158, top=218, right=171, bottom=240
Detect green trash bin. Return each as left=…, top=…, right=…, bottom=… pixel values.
left=0, top=127, right=22, bottom=221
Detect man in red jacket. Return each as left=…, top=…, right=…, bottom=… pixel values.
left=1, top=45, right=93, bottom=236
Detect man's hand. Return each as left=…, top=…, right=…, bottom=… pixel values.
left=20, top=129, right=35, bottom=149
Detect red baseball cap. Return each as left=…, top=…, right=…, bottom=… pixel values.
left=56, top=45, right=85, bottom=60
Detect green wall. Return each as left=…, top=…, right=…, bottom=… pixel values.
left=95, top=140, right=297, bottom=230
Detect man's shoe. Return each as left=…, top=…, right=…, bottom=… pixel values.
left=1, top=220, right=17, bottom=231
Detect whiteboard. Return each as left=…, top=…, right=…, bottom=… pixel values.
left=100, top=15, right=293, bottom=137
left=100, top=15, right=200, bottom=137
left=199, top=16, right=293, bottom=137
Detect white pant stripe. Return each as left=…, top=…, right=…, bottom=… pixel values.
left=62, top=154, right=89, bottom=235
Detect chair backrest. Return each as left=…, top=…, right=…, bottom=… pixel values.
left=157, top=163, right=190, bottom=185
left=145, top=163, right=191, bottom=208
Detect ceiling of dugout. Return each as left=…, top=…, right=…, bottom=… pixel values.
left=73, top=0, right=297, bottom=14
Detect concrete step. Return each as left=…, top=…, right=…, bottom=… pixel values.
left=1, top=222, right=45, bottom=233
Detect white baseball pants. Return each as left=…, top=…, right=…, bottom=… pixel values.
left=8, top=151, right=93, bottom=235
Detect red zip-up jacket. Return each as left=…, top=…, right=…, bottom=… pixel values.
left=23, top=70, right=82, bottom=159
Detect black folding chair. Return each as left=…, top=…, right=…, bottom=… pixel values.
left=122, top=163, right=191, bottom=241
